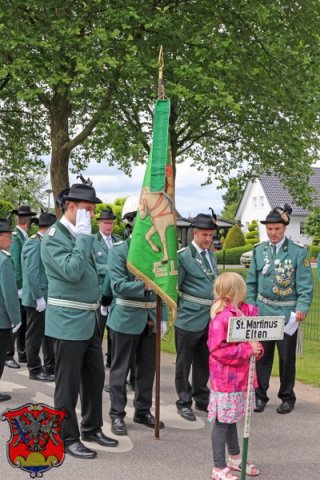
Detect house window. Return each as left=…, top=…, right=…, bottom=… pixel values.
left=259, top=196, right=264, bottom=207
left=300, top=222, right=305, bottom=235
left=252, top=197, right=257, bottom=207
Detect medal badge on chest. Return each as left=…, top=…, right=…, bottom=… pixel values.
left=274, top=259, right=294, bottom=287
left=262, top=245, right=271, bottom=275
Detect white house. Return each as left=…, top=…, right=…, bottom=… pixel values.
left=235, top=168, right=320, bottom=245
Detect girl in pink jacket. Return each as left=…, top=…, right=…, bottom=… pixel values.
left=207, top=272, right=263, bottom=480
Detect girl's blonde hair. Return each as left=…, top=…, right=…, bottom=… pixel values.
left=210, top=272, right=246, bottom=319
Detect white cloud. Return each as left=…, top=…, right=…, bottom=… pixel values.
left=69, top=159, right=225, bottom=217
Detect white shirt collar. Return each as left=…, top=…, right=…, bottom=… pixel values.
left=270, top=236, right=286, bottom=252
left=60, top=216, right=77, bottom=237
left=192, top=240, right=207, bottom=256
left=16, top=226, right=28, bottom=239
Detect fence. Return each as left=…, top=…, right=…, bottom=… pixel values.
left=302, top=269, right=320, bottom=341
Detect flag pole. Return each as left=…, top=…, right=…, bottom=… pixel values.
left=154, top=46, right=164, bottom=440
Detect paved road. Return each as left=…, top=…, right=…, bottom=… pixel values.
left=0, top=349, right=319, bottom=480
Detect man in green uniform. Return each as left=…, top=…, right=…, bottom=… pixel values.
left=41, top=182, right=118, bottom=459
left=22, top=212, right=56, bottom=382
left=246, top=204, right=313, bottom=414
left=92, top=209, right=121, bottom=360
left=175, top=213, right=218, bottom=421
left=0, top=219, right=21, bottom=401
left=107, top=197, right=165, bottom=436
left=5, top=205, right=36, bottom=369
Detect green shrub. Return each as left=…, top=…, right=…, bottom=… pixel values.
left=312, top=235, right=320, bottom=246
left=245, top=231, right=257, bottom=239
left=0, top=199, right=14, bottom=219
left=245, top=238, right=260, bottom=245
left=308, top=245, right=320, bottom=258
left=223, top=224, right=246, bottom=249
left=215, top=244, right=252, bottom=264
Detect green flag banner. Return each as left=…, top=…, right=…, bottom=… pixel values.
left=127, top=99, right=178, bottom=319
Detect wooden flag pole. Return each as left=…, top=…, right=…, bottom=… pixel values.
left=154, top=295, right=162, bottom=439
left=240, top=356, right=255, bottom=480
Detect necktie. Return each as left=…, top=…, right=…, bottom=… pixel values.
left=106, top=237, right=113, bottom=249
left=271, top=244, right=277, bottom=256
left=201, top=250, right=212, bottom=272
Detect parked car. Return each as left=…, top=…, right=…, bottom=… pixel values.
left=240, top=250, right=253, bottom=268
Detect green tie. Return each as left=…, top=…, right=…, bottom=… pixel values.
left=201, top=250, right=212, bottom=272
left=271, top=244, right=277, bottom=256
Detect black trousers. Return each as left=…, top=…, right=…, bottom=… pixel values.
left=25, top=306, right=55, bottom=375
left=0, top=329, right=12, bottom=380
left=174, top=325, right=210, bottom=409
left=109, top=326, right=155, bottom=420
left=53, top=323, right=105, bottom=446
left=6, top=300, right=27, bottom=361
left=255, top=331, right=298, bottom=404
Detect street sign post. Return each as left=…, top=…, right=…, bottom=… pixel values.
left=227, top=316, right=285, bottom=480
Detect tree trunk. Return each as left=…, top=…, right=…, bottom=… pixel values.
left=49, top=92, right=71, bottom=203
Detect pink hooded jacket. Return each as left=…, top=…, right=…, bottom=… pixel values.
left=207, top=303, right=258, bottom=393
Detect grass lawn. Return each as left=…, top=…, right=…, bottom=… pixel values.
left=162, top=265, right=320, bottom=388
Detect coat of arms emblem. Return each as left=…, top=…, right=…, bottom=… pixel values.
left=1, top=403, right=66, bottom=478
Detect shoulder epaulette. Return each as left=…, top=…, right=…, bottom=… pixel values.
left=177, top=247, right=186, bottom=253
left=292, top=240, right=304, bottom=248
left=1, top=249, right=11, bottom=256
left=253, top=241, right=265, bottom=248
left=12, top=231, right=17, bottom=236
left=113, top=240, right=124, bottom=247
left=30, top=234, right=37, bottom=239
left=48, top=227, right=56, bottom=237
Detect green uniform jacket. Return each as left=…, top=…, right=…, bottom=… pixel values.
left=9, top=227, right=26, bottom=289
left=107, top=240, right=160, bottom=334
left=41, top=221, right=100, bottom=341
left=175, top=244, right=218, bottom=332
left=246, top=238, right=313, bottom=322
left=92, top=232, right=121, bottom=299
left=21, top=233, right=48, bottom=308
left=0, top=250, right=21, bottom=328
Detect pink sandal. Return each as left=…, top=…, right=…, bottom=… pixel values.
left=211, top=467, right=238, bottom=480
left=227, top=456, right=260, bottom=476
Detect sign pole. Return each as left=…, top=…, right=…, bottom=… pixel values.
left=154, top=295, right=161, bottom=439
left=227, top=315, right=285, bottom=479
left=240, top=356, right=255, bottom=480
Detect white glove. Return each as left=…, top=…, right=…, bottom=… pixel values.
left=17, top=289, right=23, bottom=299
left=36, top=297, right=46, bottom=312
left=161, top=321, right=168, bottom=337
left=100, top=305, right=109, bottom=316
left=75, top=208, right=92, bottom=235
left=12, top=322, right=21, bottom=334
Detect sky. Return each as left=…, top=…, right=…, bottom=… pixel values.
left=68, top=159, right=225, bottom=218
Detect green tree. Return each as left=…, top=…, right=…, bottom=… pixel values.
left=304, top=207, right=320, bottom=240
left=0, top=171, right=49, bottom=210
left=1, top=1, right=320, bottom=207
left=223, top=224, right=246, bottom=249
left=220, top=178, right=243, bottom=221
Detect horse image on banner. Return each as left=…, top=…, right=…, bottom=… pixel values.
left=139, top=186, right=175, bottom=263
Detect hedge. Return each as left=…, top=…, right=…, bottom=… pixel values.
left=308, top=245, right=320, bottom=258
left=215, top=244, right=253, bottom=264
left=245, top=238, right=260, bottom=245
left=245, top=231, right=258, bottom=239
left=223, top=224, right=246, bottom=249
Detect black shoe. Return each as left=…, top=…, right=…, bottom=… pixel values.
left=194, top=403, right=208, bottom=412
left=277, top=401, right=295, bottom=414
left=254, top=398, right=266, bottom=413
left=133, top=412, right=165, bottom=429
left=104, top=384, right=110, bottom=393
left=0, top=393, right=11, bottom=402
left=81, top=431, right=118, bottom=447
left=29, top=372, right=55, bottom=382
left=111, top=418, right=127, bottom=436
left=65, top=441, right=97, bottom=459
left=177, top=407, right=196, bottom=421
left=5, top=359, right=20, bottom=369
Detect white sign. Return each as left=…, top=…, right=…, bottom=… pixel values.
left=227, top=316, right=285, bottom=342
